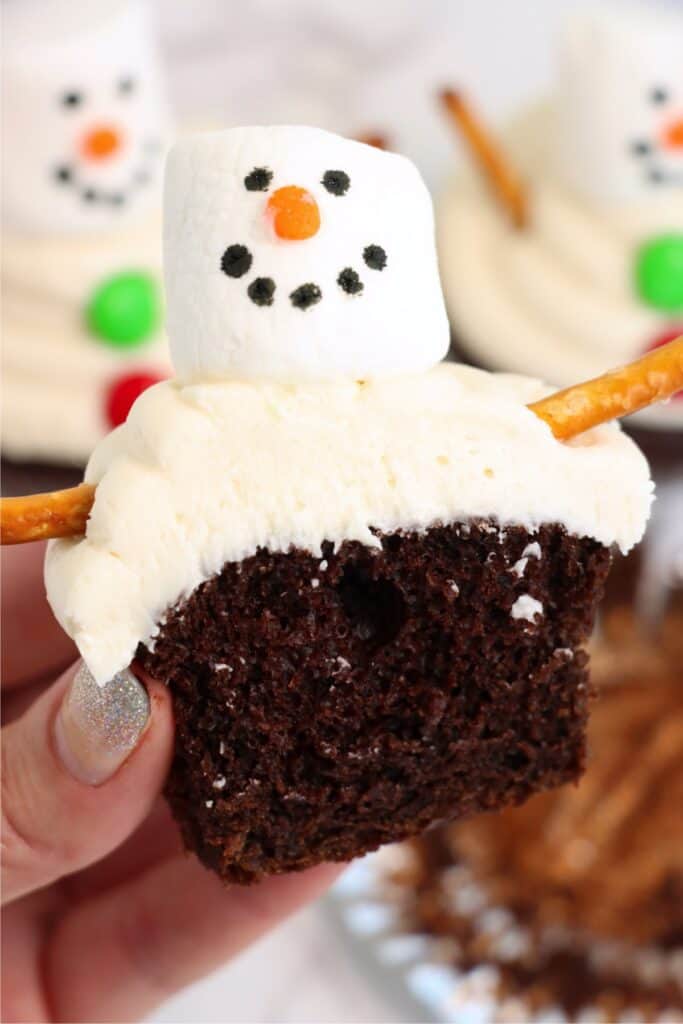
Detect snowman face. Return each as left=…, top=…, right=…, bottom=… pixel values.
left=628, top=81, right=683, bottom=189
left=164, top=126, right=449, bottom=382
left=554, top=2, right=683, bottom=203
left=1, top=0, right=171, bottom=234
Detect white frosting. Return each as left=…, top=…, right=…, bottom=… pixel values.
left=1, top=0, right=172, bottom=234
left=1, top=211, right=171, bottom=465
left=510, top=595, right=544, bottom=623
left=439, top=104, right=683, bottom=431
left=554, top=1, right=683, bottom=202
left=164, top=126, right=449, bottom=381
left=45, top=363, right=652, bottom=685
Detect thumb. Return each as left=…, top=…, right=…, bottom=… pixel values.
left=2, top=662, right=174, bottom=904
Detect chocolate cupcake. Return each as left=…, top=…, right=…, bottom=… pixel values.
left=44, top=125, right=652, bottom=884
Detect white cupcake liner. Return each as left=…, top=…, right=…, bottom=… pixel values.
left=326, top=848, right=683, bottom=1024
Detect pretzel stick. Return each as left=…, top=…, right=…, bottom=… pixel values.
left=1, top=483, right=96, bottom=545
left=357, top=133, right=389, bottom=151
left=440, top=88, right=528, bottom=229
left=1, top=340, right=681, bottom=545
left=529, top=337, right=683, bottom=441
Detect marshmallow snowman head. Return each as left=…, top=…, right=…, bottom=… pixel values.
left=1, top=0, right=171, bottom=234
left=553, top=1, right=683, bottom=203
left=164, top=126, right=449, bottom=382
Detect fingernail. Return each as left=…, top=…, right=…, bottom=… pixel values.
left=55, top=663, right=150, bottom=785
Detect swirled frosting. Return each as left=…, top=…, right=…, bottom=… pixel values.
left=45, top=362, right=652, bottom=684
left=439, top=104, right=683, bottom=431
left=1, top=210, right=171, bottom=465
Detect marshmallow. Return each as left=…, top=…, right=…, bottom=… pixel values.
left=553, top=0, right=683, bottom=203
left=163, top=126, right=449, bottom=381
left=1, top=0, right=172, bottom=234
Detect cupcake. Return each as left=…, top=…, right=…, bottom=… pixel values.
left=43, top=125, right=652, bottom=883
left=1, top=0, right=173, bottom=495
left=438, top=0, right=683, bottom=439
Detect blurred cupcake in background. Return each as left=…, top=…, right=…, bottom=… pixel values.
left=1, top=0, right=173, bottom=494
left=438, top=0, right=683, bottom=439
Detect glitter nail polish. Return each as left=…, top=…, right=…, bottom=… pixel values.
left=55, top=663, right=150, bottom=785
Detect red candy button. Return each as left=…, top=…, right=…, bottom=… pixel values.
left=105, top=371, right=165, bottom=428
left=645, top=327, right=683, bottom=400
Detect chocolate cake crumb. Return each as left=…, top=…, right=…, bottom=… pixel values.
left=139, top=520, right=611, bottom=885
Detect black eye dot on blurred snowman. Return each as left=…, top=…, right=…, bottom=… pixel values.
left=630, top=139, right=651, bottom=157
left=337, top=268, right=364, bottom=296
left=290, top=283, right=322, bottom=310
left=221, top=244, right=253, bottom=279
left=118, top=76, right=136, bottom=96
left=61, top=90, right=83, bottom=109
left=363, top=244, right=387, bottom=271
left=649, top=86, right=669, bottom=105
left=322, top=170, right=350, bottom=196
left=244, top=167, right=273, bottom=192
left=248, top=277, right=276, bottom=306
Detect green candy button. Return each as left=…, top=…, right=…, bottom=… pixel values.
left=635, top=233, right=683, bottom=313
left=87, top=270, right=160, bottom=347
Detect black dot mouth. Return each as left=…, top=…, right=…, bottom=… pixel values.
left=236, top=245, right=386, bottom=310
left=363, top=244, right=387, bottom=271
left=628, top=138, right=683, bottom=186
left=630, top=139, right=652, bottom=157
left=337, top=267, right=364, bottom=295
left=290, top=282, right=322, bottom=310
left=221, top=244, right=253, bottom=279
left=247, top=277, right=276, bottom=306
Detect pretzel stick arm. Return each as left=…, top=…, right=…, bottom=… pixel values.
left=440, top=88, right=528, bottom=229
left=0, top=483, right=95, bottom=545
left=529, top=338, right=683, bottom=441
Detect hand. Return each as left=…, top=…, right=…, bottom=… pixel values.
left=1, top=543, right=340, bottom=1023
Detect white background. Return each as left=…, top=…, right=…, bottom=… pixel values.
left=148, top=2, right=577, bottom=1020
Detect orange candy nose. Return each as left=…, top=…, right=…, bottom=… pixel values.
left=80, top=124, right=123, bottom=162
left=267, top=185, right=320, bottom=240
left=663, top=117, right=683, bottom=150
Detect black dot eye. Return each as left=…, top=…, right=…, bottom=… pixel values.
left=290, top=283, right=322, bottom=310
left=648, top=168, right=665, bottom=185
left=363, top=244, right=387, bottom=271
left=337, top=268, right=364, bottom=295
left=248, top=277, right=276, bottom=306
left=118, top=76, right=136, bottom=96
left=650, top=86, right=669, bottom=105
left=82, top=188, right=97, bottom=203
left=61, top=90, right=83, bottom=109
left=322, top=170, right=350, bottom=196
left=221, top=244, right=253, bottom=279
left=244, top=167, right=273, bottom=192
left=630, top=139, right=651, bottom=157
